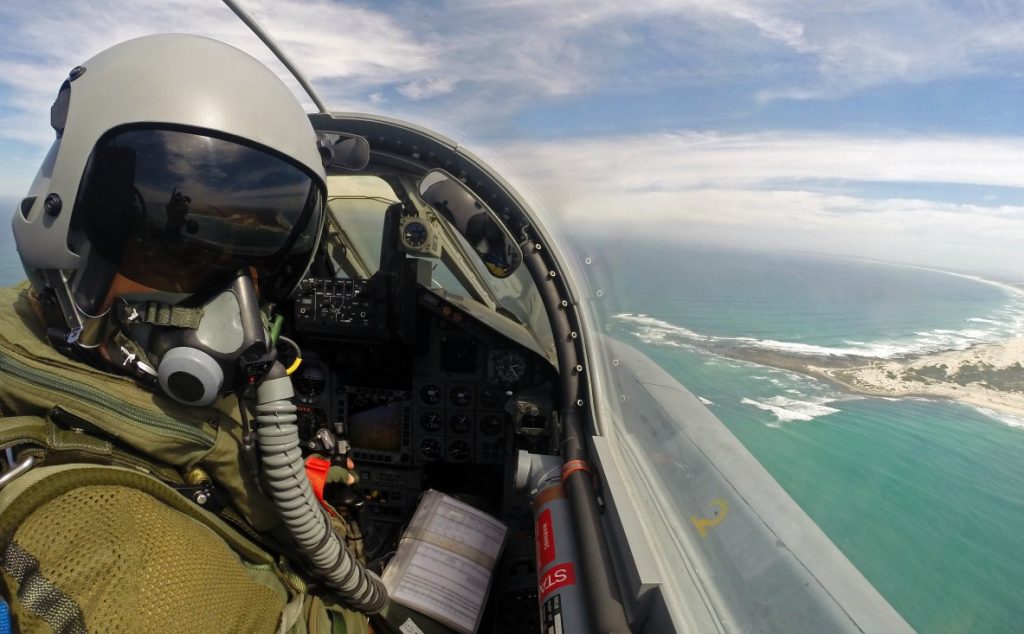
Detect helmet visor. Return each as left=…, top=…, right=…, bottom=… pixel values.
left=75, top=127, right=323, bottom=301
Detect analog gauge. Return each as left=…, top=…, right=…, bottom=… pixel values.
left=492, top=350, right=528, bottom=384
left=420, top=412, right=443, bottom=432
left=402, top=220, right=429, bottom=249
left=419, top=438, right=442, bottom=460
left=448, top=440, right=471, bottom=462
left=479, top=414, right=502, bottom=436
left=450, top=414, right=471, bottom=434
left=420, top=384, right=442, bottom=405
left=450, top=385, right=472, bottom=407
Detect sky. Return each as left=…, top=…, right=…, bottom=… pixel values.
left=2, top=0, right=1024, bottom=276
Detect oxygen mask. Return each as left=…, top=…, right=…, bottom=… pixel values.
left=116, top=269, right=277, bottom=406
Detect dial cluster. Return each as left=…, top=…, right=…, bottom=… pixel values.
left=414, top=380, right=507, bottom=464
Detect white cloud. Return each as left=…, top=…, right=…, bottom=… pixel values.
left=397, top=77, right=459, bottom=101
left=748, top=1, right=1024, bottom=100
left=2, top=1, right=1023, bottom=275
left=496, top=131, right=1024, bottom=275
left=441, top=0, right=1024, bottom=102
left=504, top=131, right=1024, bottom=199
left=0, top=1, right=435, bottom=146
left=3, top=0, right=1022, bottom=147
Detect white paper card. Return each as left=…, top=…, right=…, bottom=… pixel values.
left=383, top=490, right=508, bottom=634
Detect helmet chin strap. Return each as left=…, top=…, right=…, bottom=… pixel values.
left=41, top=269, right=85, bottom=345
left=32, top=269, right=112, bottom=366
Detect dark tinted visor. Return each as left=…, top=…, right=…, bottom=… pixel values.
left=76, top=127, right=323, bottom=301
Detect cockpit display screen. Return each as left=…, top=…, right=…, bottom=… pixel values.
left=347, top=400, right=404, bottom=452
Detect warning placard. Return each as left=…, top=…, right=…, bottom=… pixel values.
left=538, top=562, right=575, bottom=600
left=536, top=509, right=556, bottom=568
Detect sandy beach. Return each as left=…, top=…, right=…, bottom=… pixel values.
left=709, top=338, right=1024, bottom=420
left=809, top=338, right=1024, bottom=418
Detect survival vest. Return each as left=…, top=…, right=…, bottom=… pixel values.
left=0, top=283, right=367, bottom=634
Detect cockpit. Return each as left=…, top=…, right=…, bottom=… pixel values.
left=265, top=112, right=913, bottom=634
left=276, top=113, right=574, bottom=631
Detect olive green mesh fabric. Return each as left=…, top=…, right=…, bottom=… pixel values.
left=13, top=484, right=284, bottom=634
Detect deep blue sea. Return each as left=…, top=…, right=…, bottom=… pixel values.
left=581, top=238, right=1024, bottom=633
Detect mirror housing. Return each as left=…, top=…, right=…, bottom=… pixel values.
left=316, top=132, right=370, bottom=171
left=418, top=168, right=523, bottom=278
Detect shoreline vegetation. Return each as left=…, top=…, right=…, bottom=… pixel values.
left=691, top=269, right=1024, bottom=423
left=705, top=339, right=1024, bottom=421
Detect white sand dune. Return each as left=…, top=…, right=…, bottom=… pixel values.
left=807, top=337, right=1024, bottom=418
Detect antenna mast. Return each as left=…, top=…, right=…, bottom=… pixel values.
left=222, top=0, right=330, bottom=113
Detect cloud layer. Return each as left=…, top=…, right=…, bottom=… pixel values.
left=1, top=1, right=1023, bottom=275
left=498, top=131, right=1024, bottom=274
left=4, top=0, right=1024, bottom=144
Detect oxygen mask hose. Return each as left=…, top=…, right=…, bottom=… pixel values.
left=254, top=362, right=389, bottom=613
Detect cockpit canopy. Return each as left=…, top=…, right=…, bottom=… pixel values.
left=311, top=114, right=555, bottom=364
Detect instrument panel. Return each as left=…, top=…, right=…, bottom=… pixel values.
left=287, top=276, right=558, bottom=526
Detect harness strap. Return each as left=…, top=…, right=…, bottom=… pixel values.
left=0, top=540, right=87, bottom=634
left=116, top=301, right=205, bottom=329
left=113, top=300, right=275, bottom=331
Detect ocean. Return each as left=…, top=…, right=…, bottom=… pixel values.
left=583, top=238, right=1024, bottom=633
left=0, top=208, right=20, bottom=285
left=1, top=223, right=1022, bottom=631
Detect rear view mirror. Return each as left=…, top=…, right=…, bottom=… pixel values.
left=316, top=132, right=370, bottom=171
left=418, top=169, right=523, bottom=278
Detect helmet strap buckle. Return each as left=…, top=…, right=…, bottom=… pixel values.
left=41, top=269, right=84, bottom=345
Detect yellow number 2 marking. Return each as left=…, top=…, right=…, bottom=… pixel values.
left=690, top=498, right=729, bottom=538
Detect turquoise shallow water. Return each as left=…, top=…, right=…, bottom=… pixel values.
left=581, top=239, right=1024, bottom=633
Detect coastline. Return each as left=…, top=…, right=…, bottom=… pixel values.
left=713, top=337, right=1024, bottom=422
left=638, top=264, right=1024, bottom=423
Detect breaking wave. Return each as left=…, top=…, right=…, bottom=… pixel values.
left=614, top=301, right=1024, bottom=360
left=972, top=406, right=1024, bottom=430
left=740, top=396, right=841, bottom=424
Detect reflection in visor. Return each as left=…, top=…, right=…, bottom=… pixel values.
left=76, top=128, right=323, bottom=300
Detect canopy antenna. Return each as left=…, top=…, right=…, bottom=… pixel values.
left=222, top=0, right=330, bottom=114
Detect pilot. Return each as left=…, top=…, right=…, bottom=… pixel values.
left=0, top=35, right=385, bottom=632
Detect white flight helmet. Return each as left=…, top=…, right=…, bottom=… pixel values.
left=11, top=34, right=329, bottom=405
left=12, top=33, right=326, bottom=331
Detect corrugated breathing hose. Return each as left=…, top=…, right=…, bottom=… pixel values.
left=255, top=362, right=388, bottom=613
